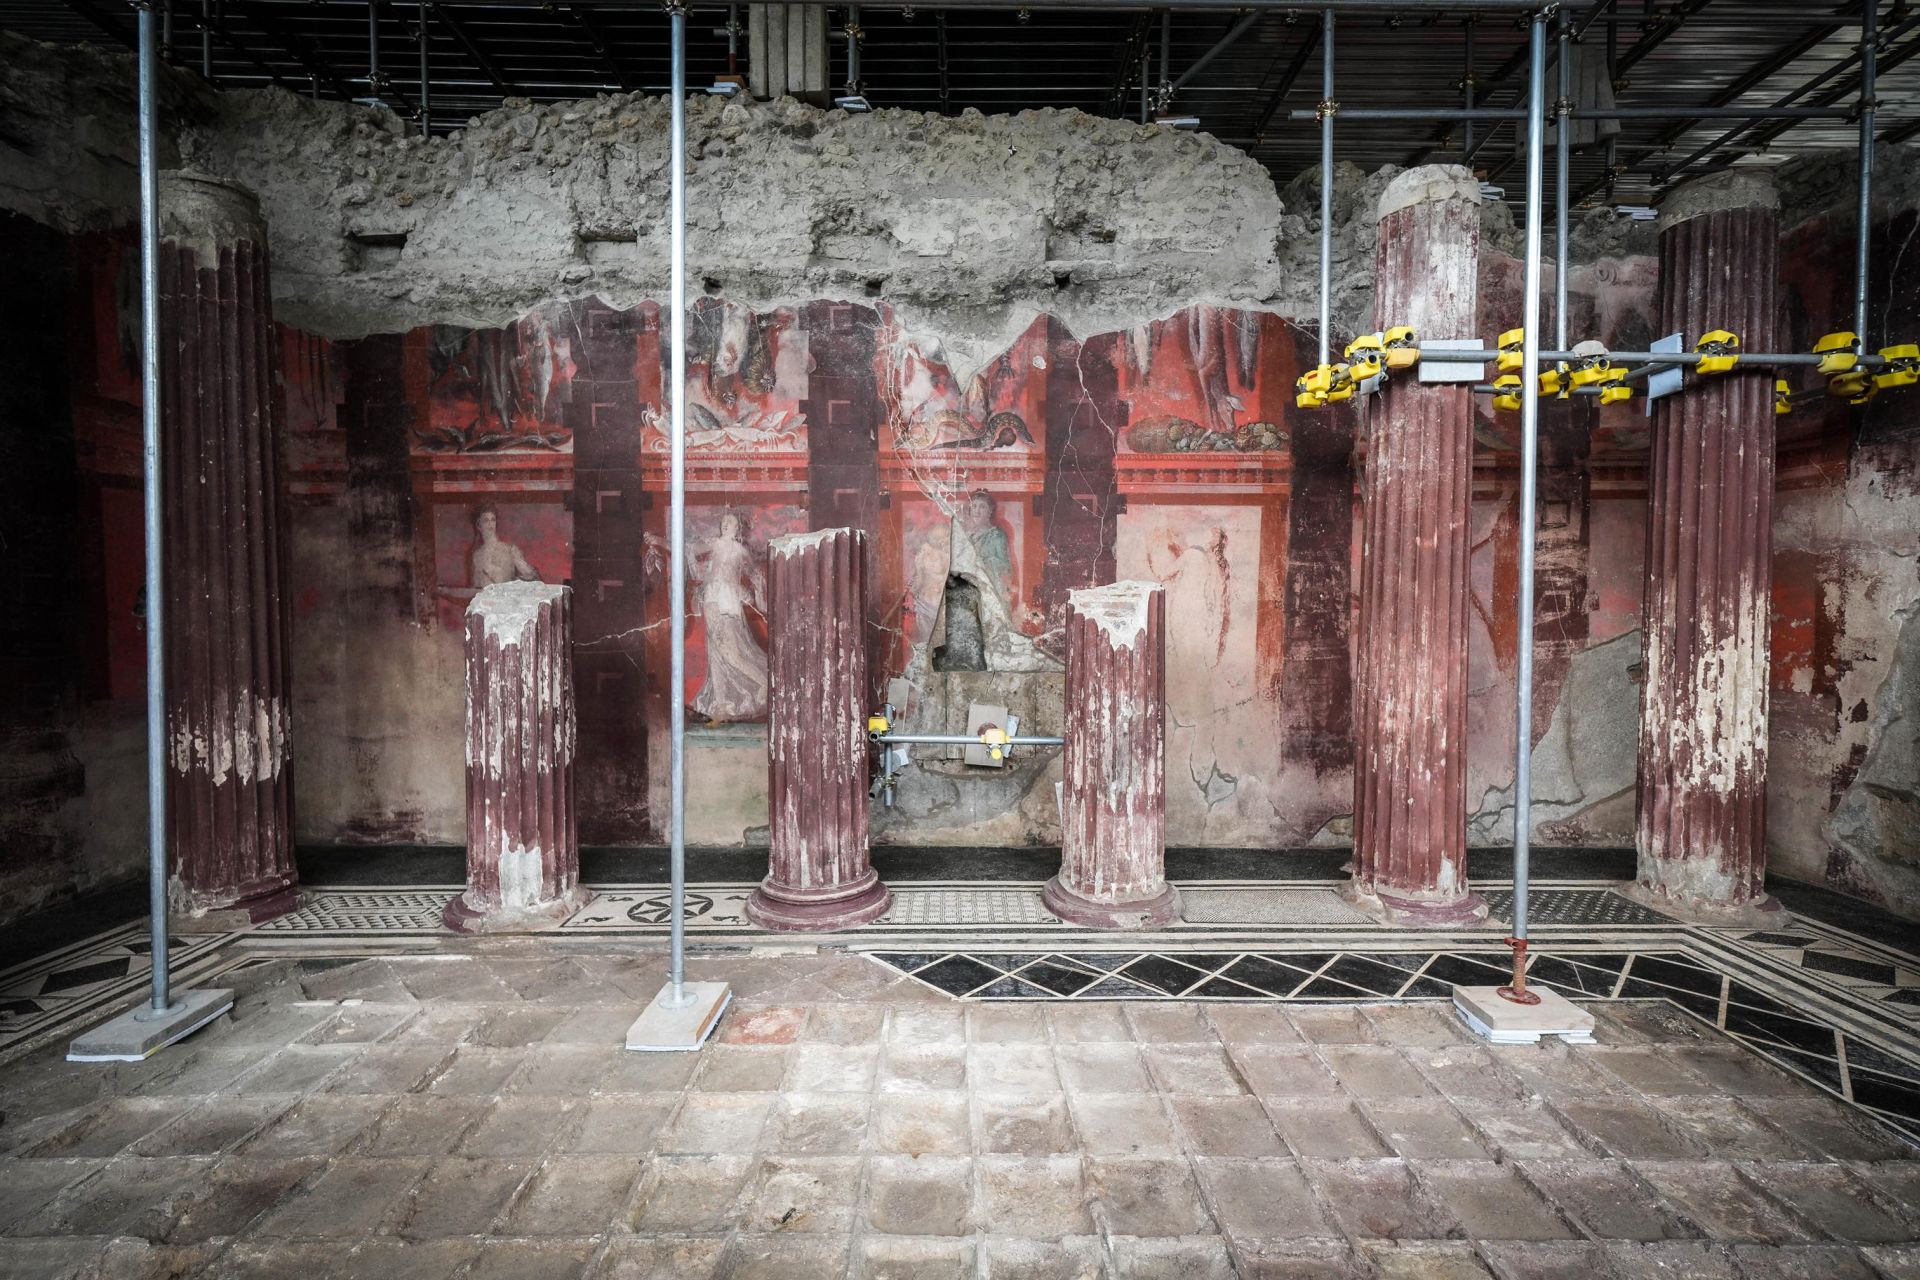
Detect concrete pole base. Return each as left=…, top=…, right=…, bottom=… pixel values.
left=67, top=987, right=234, bottom=1062
left=1453, top=984, right=1596, bottom=1045
left=624, top=981, right=733, bottom=1052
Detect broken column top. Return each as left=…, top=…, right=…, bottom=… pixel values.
left=1377, top=164, right=1483, bottom=220
left=1068, top=580, right=1161, bottom=649
left=1656, top=168, right=1780, bottom=234
left=770, top=526, right=858, bottom=560
left=159, top=169, right=267, bottom=258
left=469, top=580, right=569, bottom=644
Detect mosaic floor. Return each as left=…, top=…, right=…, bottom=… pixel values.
left=4, top=878, right=1920, bottom=1147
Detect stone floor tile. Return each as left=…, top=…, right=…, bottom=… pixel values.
left=26, top=1097, right=196, bottom=1158
left=1742, top=1160, right=1914, bottom=1243
left=970, top=1044, right=1061, bottom=1092
left=628, top=1154, right=754, bottom=1231
left=1360, top=1005, right=1477, bottom=1047
left=1591, top=1002, right=1722, bottom=1046
left=1226, top=1237, right=1368, bottom=1279
left=867, top=1153, right=973, bottom=1234
left=719, top=1232, right=850, bottom=1279
left=71, top=1237, right=223, bottom=1280
left=392, top=1159, right=533, bottom=1237
left=457, top=1097, right=580, bottom=1157
left=977, top=1092, right=1077, bottom=1155
left=462, top=1237, right=601, bottom=1280
left=422, top=1047, right=524, bottom=1095
left=1054, top=1043, right=1151, bottom=1094
left=803, top=1004, right=888, bottom=1045
left=1629, top=1160, right=1819, bottom=1244
left=1357, top=1241, right=1491, bottom=1279
left=785, top=1043, right=880, bottom=1092
left=392, top=959, right=518, bottom=1004
left=741, top=1154, right=862, bottom=1233
left=1229, top=1046, right=1341, bottom=1096
left=601, top=1048, right=701, bottom=1093
left=969, top=1006, right=1050, bottom=1044
left=195, top=1239, right=344, bottom=1279
left=166, top=1155, right=325, bottom=1243
left=979, top=1235, right=1108, bottom=1280
left=357, top=1095, right=488, bottom=1156
left=565, top=1093, right=678, bottom=1155
left=1141, top=1044, right=1245, bottom=1096
left=1123, top=1005, right=1217, bottom=1045
left=127, top=1046, right=266, bottom=1097
left=321, top=1237, right=480, bottom=1280
left=878, top=1044, right=966, bottom=1092
left=855, top=1233, right=976, bottom=1280
left=126, top=1096, right=291, bottom=1157
left=1303, top=1157, right=1461, bottom=1240
left=1599, top=1240, right=1740, bottom=1278
left=1361, top=1099, right=1491, bottom=1158
left=502, top=1155, right=642, bottom=1235
left=1660, top=1097, right=1812, bottom=1159
left=872, top=1091, right=970, bottom=1154
left=1045, top=1003, right=1135, bottom=1044
left=590, top=1236, right=728, bottom=1280
left=690, top=1045, right=792, bottom=1093
left=718, top=1006, right=805, bottom=1046
left=1743, top=1096, right=1914, bottom=1161
left=764, top=1093, right=872, bottom=1154
left=1515, top=1159, right=1697, bottom=1240
left=658, top=1093, right=770, bottom=1155
left=1862, top=1245, right=1920, bottom=1279
left=887, top=1007, right=967, bottom=1045
left=250, top=1156, right=430, bottom=1236
left=1415, top=1159, right=1578, bottom=1241
left=231, top=1045, right=363, bottom=1095
left=1587, top=1045, right=1724, bottom=1095
left=1206, top=1005, right=1304, bottom=1046
left=205, top=1002, right=341, bottom=1050
left=542, top=1004, right=646, bottom=1046
left=15, top=1155, right=210, bottom=1238
left=323, top=1045, right=454, bottom=1096
left=1486, top=1043, right=1621, bottom=1102
left=385, top=1006, right=489, bottom=1045
left=1728, top=1243, right=1884, bottom=1279
left=1477, top=1240, right=1615, bottom=1280
left=299, top=1002, right=420, bottom=1045
left=0, top=1158, right=102, bottom=1233
left=506, top=1045, right=618, bottom=1095
left=1406, top=1045, right=1530, bottom=1102
left=1284, top=1006, right=1380, bottom=1044
left=1658, top=1047, right=1826, bottom=1099
left=469, top=1006, right=573, bottom=1049
left=1066, top=1091, right=1176, bottom=1156
left=485, top=957, right=611, bottom=1003
left=1463, top=1102, right=1591, bottom=1159
left=1192, top=1157, right=1332, bottom=1239
left=1085, top=1157, right=1214, bottom=1236
left=1848, top=1158, right=1920, bottom=1226
left=1267, top=1098, right=1391, bottom=1158
left=295, top=960, right=408, bottom=1003
left=975, top=1155, right=1091, bottom=1237
left=1553, top=1097, right=1707, bottom=1158
left=1316, top=1045, right=1434, bottom=1098
left=1168, top=1095, right=1285, bottom=1157
left=1107, top=1234, right=1235, bottom=1279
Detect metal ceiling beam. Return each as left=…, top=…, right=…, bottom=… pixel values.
left=428, top=1, right=519, bottom=95
left=1168, top=7, right=1263, bottom=93
left=59, top=0, right=137, bottom=52
left=228, top=0, right=360, bottom=100
left=413, top=0, right=1595, bottom=9
left=1249, top=15, right=1319, bottom=143
left=560, top=2, right=634, bottom=92
left=185, top=6, right=302, bottom=90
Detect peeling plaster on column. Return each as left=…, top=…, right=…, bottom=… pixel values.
left=1067, top=581, right=1157, bottom=651
left=167, top=693, right=291, bottom=787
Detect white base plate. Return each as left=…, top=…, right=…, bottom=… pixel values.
left=67, top=988, right=235, bottom=1062
left=625, top=981, right=733, bottom=1052
left=1453, top=984, right=1596, bottom=1045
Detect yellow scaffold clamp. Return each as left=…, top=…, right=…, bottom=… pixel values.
left=1568, top=345, right=1616, bottom=390
left=1693, top=329, right=1741, bottom=375
left=1344, top=334, right=1385, bottom=382
left=1539, top=366, right=1568, bottom=398
left=1874, top=343, right=1919, bottom=391
left=866, top=711, right=892, bottom=736
left=1491, top=374, right=1524, bottom=412
left=978, top=724, right=1011, bottom=763
left=1497, top=327, right=1527, bottom=374
left=1814, top=331, right=1860, bottom=375
left=1774, top=379, right=1793, bottom=416
left=1596, top=367, right=1631, bottom=406
left=1295, top=362, right=1354, bottom=409
left=1382, top=325, right=1420, bottom=370
left=1828, top=369, right=1876, bottom=404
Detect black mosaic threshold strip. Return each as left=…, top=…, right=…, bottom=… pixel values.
left=868, top=946, right=1920, bottom=1144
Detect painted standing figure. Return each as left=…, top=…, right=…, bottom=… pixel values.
left=691, top=512, right=771, bottom=723
left=470, top=506, right=541, bottom=587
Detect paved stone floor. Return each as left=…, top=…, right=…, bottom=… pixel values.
left=2, top=947, right=1918, bottom=1279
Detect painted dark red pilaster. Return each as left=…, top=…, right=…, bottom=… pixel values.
left=1633, top=175, right=1781, bottom=917
left=446, top=582, right=589, bottom=931
left=158, top=173, right=299, bottom=923
left=1351, top=167, right=1487, bottom=926
left=748, top=527, right=892, bottom=931
left=1045, top=581, right=1178, bottom=929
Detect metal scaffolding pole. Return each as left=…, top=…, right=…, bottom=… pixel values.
left=418, top=0, right=430, bottom=135
left=1856, top=0, right=1876, bottom=344
left=1555, top=5, right=1570, bottom=352
left=140, top=3, right=171, bottom=1019
left=1317, top=7, right=1333, bottom=366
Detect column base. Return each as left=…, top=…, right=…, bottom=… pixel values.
left=1042, top=876, right=1181, bottom=930
left=1618, top=878, right=1781, bottom=928
left=442, top=884, right=593, bottom=934
left=745, top=868, right=893, bottom=932
left=169, top=878, right=303, bottom=932
left=1345, top=882, right=1488, bottom=928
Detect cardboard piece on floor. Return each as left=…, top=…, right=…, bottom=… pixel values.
left=67, top=987, right=234, bottom=1062
left=625, top=980, right=732, bottom=1052
left=1453, top=984, right=1596, bottom=1045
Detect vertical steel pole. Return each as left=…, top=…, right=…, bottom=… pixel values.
left=727, top=2, right=739, bottom=74
left=1462, top=15, right=1476, bottom=156
left=1139, top=47, right=1149, bottom=123
left=667, top=1, right=691, bottom=1007
left=138, top=3, right=174, bottom=1016
left=1510, top=9, right=1548, bottom=975
left=200, top=0, right=210, bottom=76
left=1555, top=6, right=1571, bottom=351
left=1318, top=9, right=1334, bottom=365
left=161, top=0, right=173, bottom=62
left=368, top=0, right=381, bottom=100
left=1159, top=7, right=1171, bottom=103
left=418, top=0, right=430, bottom=137
left=1855, top=0, right=1876, bottom=343
left=847, top=3, right=861, bottom=96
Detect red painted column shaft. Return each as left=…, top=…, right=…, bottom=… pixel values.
left=1350, top=166, right=1487, bottom=926
left=1632, top=172, right=1781, bottom=919
left=158, top=172, right=299, bottom=924
left=445, top=582, right=590, bottom=932
left=1044, top=581, right=1178, bottom=929
left=748, top=527, right=892, bottom=931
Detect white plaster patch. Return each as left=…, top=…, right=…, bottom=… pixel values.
left=469, top=580, right=568, bottom=645
left=1069, top=581, right=1160, bottom=649
left=167, top=692, right=290, bottom=787
left=770, top=527, right=849, bottom=560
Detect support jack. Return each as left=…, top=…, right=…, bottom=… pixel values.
left=69, top=988, right=234, bottom=1062
left=625, top=981, right=732, bottom=1053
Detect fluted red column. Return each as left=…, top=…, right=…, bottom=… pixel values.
left=1631, top=172, right=1781, bottom=919
left=1044, top=581, right=1178, bottom=929
left=445, top=582, right=590, bottom=931
left=1349, top=166, right=1487, bottom=926
left=748, top=527, right=892, bottom=931
left=159, top=172, right=299, bottom=924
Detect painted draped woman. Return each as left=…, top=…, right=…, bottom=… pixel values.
left=690, top=512, right=771, bottom=723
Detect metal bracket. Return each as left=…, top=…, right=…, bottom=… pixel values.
left=1315, top=98, right=1339, bottom=119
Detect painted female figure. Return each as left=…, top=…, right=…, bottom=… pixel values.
left=690, top=512, right=770, bottom=723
